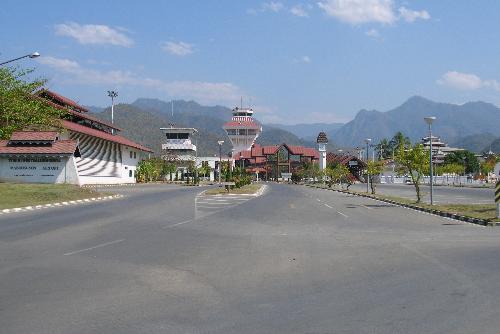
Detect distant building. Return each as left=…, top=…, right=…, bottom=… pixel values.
left=223, top=106, right=262, bottom=154
left=421, top=135, right=463, bottom=164
left=326, top=153, right=366, bottom=182
left=0, top=90, right=153, bottom=185
left=160, top=126, right=198, bottom=178
left=234, top=143, right=319, bottom=180
left=317, top=132, right=328, bottom=170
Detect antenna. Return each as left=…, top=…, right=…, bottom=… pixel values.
left=171, top=100, right=174, bottom=118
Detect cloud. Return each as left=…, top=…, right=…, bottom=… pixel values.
left=302, top=56, right=311, bottom=63
left=290, top=5, right=309, bottom=17
left=399, top=6, right=430, bottom=22
left=161, top=41, right=194, bottom=56
left=317, top=0, right=396, bottom=24
left=365, top=28, right=380, bottom=38
left=37, top=56, right=243, bottom=104
left=437, top=71, right=500, bottom=91
left=54, top=22, right=133, bottom=47
left=262, top=1, right=285, bottom=12
left=317, top=0, right=430, bottom=25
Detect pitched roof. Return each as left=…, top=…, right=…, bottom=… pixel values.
left=62, top=120, right=153, bottom=153
left=39, top=89, right=89, bottom=113
left=316, top=132, right=328, bottom=143
left=10, top=131, right=58, bottom=142
left=234, top=144, right=319, bottom=160
left=0, top=139, right=78, bottom=155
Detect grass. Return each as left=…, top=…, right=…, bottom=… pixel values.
left=310, top=184, right=499, bottom=222
left=205, top=183, right=263, bottom=195
left=0, top=183, right=107, bottom=210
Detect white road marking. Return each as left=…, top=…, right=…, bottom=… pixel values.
left=324, top=204, right=333, bottom=209
left=316, top=198, right=321, bottom=202
left=64, top=239, right=125, bottom=256
left=361, top=204, right=372, bottom=210
left=168, top=219, right=193, bottom=227
left=337, top=211, right=348, bottom=218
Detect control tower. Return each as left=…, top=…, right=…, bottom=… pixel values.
left=223, top=106, right=262, bottom=154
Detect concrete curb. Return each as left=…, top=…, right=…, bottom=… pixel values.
left=305, top=184, right=492, bottom=227
left=0, top=194, right=124, bottom=216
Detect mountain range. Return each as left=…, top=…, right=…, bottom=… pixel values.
left=88, top=95, right=500, bottom=155
left=330, top=96, right=500, bottom=152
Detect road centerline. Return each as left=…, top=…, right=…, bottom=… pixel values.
left=63, top=239, right=125, bottom=256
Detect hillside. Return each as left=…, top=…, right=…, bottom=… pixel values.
left=450, top=133, right=498, bottom=153
left=332, top=96, right=500, bottom=148
left=91, top=98, right=312, bottom=156
left=267, top=122, right=344, bottom=141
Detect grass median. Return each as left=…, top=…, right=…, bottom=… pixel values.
left=0, top=183, right=108, bottom=210
left=310, top=184, right=499, bottom=222
left=205, top=183, right=262, bottom=195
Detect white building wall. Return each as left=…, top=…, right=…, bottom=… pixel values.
left=0, top=156, right=79, bottom=184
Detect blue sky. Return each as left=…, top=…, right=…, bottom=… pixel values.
left=2, top=1, right=500, bottom=124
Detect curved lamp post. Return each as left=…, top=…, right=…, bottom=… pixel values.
left=0, top=52, right=40, bottom=66
left=424, top=116, right=436, bottom=205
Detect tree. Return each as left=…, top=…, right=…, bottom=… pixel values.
left=163, top=162, right=177, bottom=181
left=443, top=150, right=479, bottom=174
left=375, top=138, right=391, bottom=159
left=394, top=143, right=429, bottom=203
left=325, top=163, right=350, bottom=189
left=0, top=67, right=66, bottom=139
left=366, top=161, right=384, bottom=194
left=389, top=132, right=411, bottom=154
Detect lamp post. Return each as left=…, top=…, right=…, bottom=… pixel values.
left=217, top=140, right=224, bottom=184
left=107, top=91, right=118, bottom=134
left=365, top=138, right=372, bottom=193
left=0, top=52, right=40, bottom=66
left=424, top=116, right=436, bottom=205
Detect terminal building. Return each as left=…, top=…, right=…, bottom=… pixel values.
left=223, top=106, right=262, bottom=154
left=0, top=90, right=152, bottom=185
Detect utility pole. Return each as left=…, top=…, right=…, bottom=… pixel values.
left=424, top=116, right=436, bottom=205
left=365, top=138, right=372, bottom=193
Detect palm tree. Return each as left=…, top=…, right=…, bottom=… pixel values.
left=375, top=138, right=390, bottom=160
left=389, top=132, right=411, bottom=154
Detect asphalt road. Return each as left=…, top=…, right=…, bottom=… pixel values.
left=1, top=183, right=500, bottom=333
left=350, top=182, right=495, bottom=204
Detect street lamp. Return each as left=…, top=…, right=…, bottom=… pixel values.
left=424, top=116, right=436, bottom=205
left=217, top=140, right=224, bottom=184
left=365, top=138, right=372, bottom=193
left=0, top=52, right=40, bottom=66
left=107, top=91, right=118, bottom=134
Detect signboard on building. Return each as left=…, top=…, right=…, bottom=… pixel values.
left=281, top=172, right=292, bottom=180
left=348, top=160, right=358, bottom=166
left=0, top=156, right=71, bottom=183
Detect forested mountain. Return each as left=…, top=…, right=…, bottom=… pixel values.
left=267, top=122, right=344, bottom=142
left=91, top=98, right=313, bottom=156
left=332, top=96, right=500, bottom=148
left=450, top=133, right=498, bottom=153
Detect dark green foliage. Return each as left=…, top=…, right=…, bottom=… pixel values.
left=443, top=150, right=480, bottom=174
left=0, top=67, right=66, bottom=139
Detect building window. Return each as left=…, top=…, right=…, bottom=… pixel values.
left=130, top=151, right=133, bottom=159
left=134, top=152, right=136, bottom=159
left=129, top=170, right=132, bottom=177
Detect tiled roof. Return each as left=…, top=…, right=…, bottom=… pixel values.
left=62, top=120, right=153, bottom=153
left=223, top=120, right=262, bottom=128
left=316, top=132, right=328, bottom=143
left=235, top=144, right=319, bottom=160
left=0, top=139, right=78, bottom=155
left=39, top=89, right=89, bottom=113
left=326, top=153, right=366, bottom=167
left=10, top=131, right=58, bottom=142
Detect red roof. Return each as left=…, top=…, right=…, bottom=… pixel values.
left=40, top=90, right=89, bottom=113
left=0, top=139, right=78, bottom=155
left=326, top=153, right=366, bottom=167
left=10, top=131, right=58, bottom=142
left=62, top=120, right=153, bottom=153
left=223, top=120, right=262, bottom=128
left=235, top=144, right=319, bottom=160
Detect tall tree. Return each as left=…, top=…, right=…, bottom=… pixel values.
left=394, top=143, right=429, bottom=203
left=375, top=138, right=391, bottom=159
left=0, top=67, right=65, bottom=139
left=389, top=132, right=411, bottom=153
left=443, top=150, right=480, bottom=174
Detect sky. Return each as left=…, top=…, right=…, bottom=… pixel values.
left=2, top=0, right=500, bottom=125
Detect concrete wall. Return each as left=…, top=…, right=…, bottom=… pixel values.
left=0, top=156, right=79, bottom=184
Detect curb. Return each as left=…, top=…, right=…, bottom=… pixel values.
left=0, top=194, right=124, bottom=216
left=305, top=184, right=492, bottom=227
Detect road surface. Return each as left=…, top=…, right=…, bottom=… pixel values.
left=1, top=183, right=500, bottom=333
